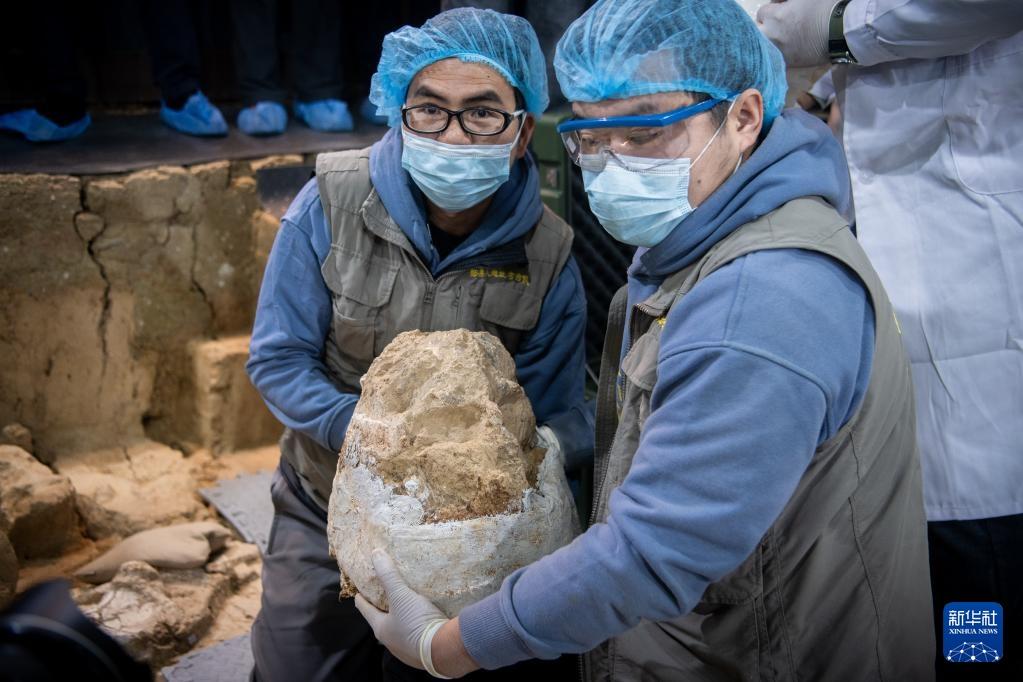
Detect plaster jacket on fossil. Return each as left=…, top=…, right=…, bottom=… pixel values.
left=327, top=329, right=579, bottom=616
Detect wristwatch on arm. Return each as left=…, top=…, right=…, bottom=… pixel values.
left=828, top=0, right=858, bottom=64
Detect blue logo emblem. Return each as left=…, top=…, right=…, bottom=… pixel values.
left=943, top=602, right=1003, bottom=663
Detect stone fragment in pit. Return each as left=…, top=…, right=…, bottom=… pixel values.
left=75, top=560, right=230, bottom=668
left=54, top=440, right=204, bottom=539
left=0, top=444, right=80, bottom=559
left=1, top=423, right=33, bottom=455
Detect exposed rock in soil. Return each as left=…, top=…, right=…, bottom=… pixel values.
left=54, top=441, right=205, bottom=539
left=0, top=444, right=80, bottom=559
left=1, top=423, right=34, bottom=456
left=75, top=560, right=230, bottom=668
left=191, top=336, right=283, bottom=455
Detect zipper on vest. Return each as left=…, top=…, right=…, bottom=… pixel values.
left=589, top=408, right=625, bottom=527
left=420, top=282, right=437, bottom=329
left=588, top=307, right=642, bottom=526
left=588, top=302, right=660, bottom=527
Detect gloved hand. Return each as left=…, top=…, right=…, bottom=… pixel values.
left=757, top=0, right=834, bottom=68
left=354, top=549, right=452, bottom=678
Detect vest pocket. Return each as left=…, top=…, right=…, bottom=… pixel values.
left=479, top=279, right=540, bottom=330
left=478, top=279, right=537, bottom=356
left=321, top=246, right=399, bottom=308
left=332, top=313, right=376, bottom=367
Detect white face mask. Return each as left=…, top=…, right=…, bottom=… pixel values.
left=582, top=105, right=735, bottom=248
left=400, top=124, right=523, bottom=212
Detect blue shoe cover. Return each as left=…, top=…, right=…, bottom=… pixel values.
left=0, top=109, right=91, bottom=142
left=237, top=101, right=287, bottom=136
left=358, top=97, right=387, bottom=126
left=293, top=99, right=354, bottom=132
left=161, top=91, right=228, bottom=137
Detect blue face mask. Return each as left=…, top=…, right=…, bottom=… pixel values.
left=581, top=113, right=734, bottom=248
left=400, top=125, right=523, bottom=212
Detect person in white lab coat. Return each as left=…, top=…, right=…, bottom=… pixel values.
left=759, top=1, right=1023, bottom=678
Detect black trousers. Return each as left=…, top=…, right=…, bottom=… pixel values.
left=930, top=513, right=1023, bottom=681
left=137, top=0, right=204, bottom=104
left=9, top=1, right=88, bottom=122
left=229, top=0, right=343, bottom=106
left=251, top=463, right=578, bottom=681
left=11, top=1, right=205, bottom=116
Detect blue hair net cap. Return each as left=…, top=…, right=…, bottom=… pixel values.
left=554, top=0, right=787, bottom=123
left=370, top=8, right=549, bottom=128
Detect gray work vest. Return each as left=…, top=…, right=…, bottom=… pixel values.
left=585, top=198, right=934, bottom=681
left=280, top=148, right=574, bottom=509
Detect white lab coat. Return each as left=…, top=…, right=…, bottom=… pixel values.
left=835, top=0, right=1023, bottom=521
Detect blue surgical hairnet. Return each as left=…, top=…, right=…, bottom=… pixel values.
left=369, top=8, right=549, bottom=128
left=554, top=0, right=787, bottom=123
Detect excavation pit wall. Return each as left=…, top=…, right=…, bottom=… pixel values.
left=0, top=156, right=296, bottom=468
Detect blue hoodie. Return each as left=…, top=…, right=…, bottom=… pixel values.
left=247, top=128, right=593, bottom=473
left=459, top=110, right=876, bottom=667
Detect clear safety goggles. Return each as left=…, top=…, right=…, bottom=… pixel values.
left=556, top=95, right=737, bottom=172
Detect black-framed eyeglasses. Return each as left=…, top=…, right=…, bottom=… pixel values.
left=401, top=104, right=525, bottom=136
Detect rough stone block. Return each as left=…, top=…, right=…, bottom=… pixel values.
left=206, top=540, right=261, bottom=588
left=1, top=423, right=33, bottom=455
left=75, top=560, right=230, bottom=668
left=54, top=441, right=204, bottom=539
left=0, top=445, right=80, bottom=559
left=191, top=336, right=282, bottom=455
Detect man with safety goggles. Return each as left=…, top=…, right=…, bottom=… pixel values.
left=245, top=7, right=589, bottom=681
left=360, top=1, right=934, bottom=679
left=559, top=94, right=741, bottom=246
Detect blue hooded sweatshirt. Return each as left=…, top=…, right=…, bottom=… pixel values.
left=247, top=127, right=593, bottom=473
left=459, top=109, right=876, bottom=667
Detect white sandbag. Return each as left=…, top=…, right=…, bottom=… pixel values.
left=328, top=438, right=578, bottom=616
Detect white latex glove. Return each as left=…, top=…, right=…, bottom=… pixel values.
left=354, top=549, right=452, bottom=678
left=757, top=0, right=834, bottom=67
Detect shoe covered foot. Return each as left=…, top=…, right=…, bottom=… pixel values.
left=294, top=99, right=353, bottom=132
left=237, top=101, right=287, bottom=136
left=359, top=97, right=387, bottom=126
left=161, top=91, right=228, bottom=137
left=0, top=109, right=91, bottom=142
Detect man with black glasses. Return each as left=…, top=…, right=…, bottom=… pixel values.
left=245, top=8, right=588, bottom=681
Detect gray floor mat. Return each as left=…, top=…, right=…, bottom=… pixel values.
left=200, top=471, right=274, bottom=555
left=161, top=633, right=253, bottom=682
left=0, top=112, right=384, bottom=175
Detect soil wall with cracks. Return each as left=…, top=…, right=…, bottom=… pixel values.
left=0, top=159, right=287, bottom=461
